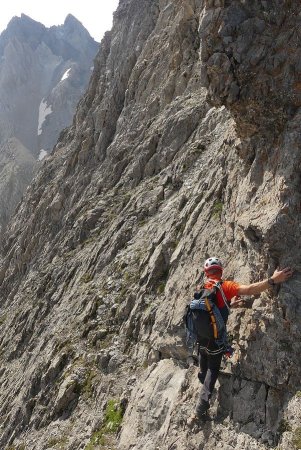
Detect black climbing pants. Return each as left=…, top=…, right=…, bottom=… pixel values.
left=196, top=350, right=223, bottom=413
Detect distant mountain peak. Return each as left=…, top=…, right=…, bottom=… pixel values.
left=7, top=13, right=45, bottom=29
left=20, top=13, right=37, bottom=23
left=63, top=14, right=87, bottom=33
left=1, top=14, right=46, bottom=48
left=64, top=14, right=82, bottom=26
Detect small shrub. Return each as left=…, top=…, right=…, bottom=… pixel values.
left=80, top=273, right=93, bottom=284
left=142, top=360, right=149, bottom=369
left=157, top=282, right=166, bottom=294
left=138, top=218, right=147, bottom=227
left=81, top=369, right=97, bottom=399
left=212, top=201, right=223, bottom=219
left=123, top=271, right=140, bottom=284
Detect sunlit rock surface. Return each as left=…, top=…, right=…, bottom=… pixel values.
left=0, top=1, right=300, bottom=449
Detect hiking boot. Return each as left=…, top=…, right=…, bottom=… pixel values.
left=196, top=400, right=209, bottom=418
left=197, top=371, right=206, bottom=384
left=187, top=413, right=199, bottom=428
left=187, top=410, right=210, bottom=428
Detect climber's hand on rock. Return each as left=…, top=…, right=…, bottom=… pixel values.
left=271, top=267, right=293, bottom=284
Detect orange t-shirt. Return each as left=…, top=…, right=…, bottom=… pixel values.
left=204, top=279, right=240, bottom=309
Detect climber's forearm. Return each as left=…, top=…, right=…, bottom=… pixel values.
left=238, top=279, right=270, bottom=296
left=237, top=267, right=293, bottom=296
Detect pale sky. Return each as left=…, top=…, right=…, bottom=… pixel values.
left=0, top=0, right=120, bottom=42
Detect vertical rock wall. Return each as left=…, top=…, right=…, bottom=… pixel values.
left=0, top=1, right=300, bottom=449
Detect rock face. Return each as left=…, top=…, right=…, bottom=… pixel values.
left=0, top=13, right=98, bottom=231
left=0, top=137, right=36, bottom=230
left=0, top=1, right=300, bottom=449
left=0, top=13, right=98, bottom=156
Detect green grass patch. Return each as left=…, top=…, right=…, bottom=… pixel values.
left=212, top=201, right=223, bottom=219
left=47, top=436, right=68, bottom=448
left=85, top=399, right=123, bottom=450
left=103, top=399, right=123, bottom=432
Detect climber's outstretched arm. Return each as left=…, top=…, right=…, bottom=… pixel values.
left=237, top=267, right=293, bottom=296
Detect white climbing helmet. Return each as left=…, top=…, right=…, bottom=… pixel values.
left=203, top=256, right=223, bottom=272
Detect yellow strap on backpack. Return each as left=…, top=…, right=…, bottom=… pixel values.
left=205, top=297, right=218, bottom=339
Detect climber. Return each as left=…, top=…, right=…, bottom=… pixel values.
left=191, top=256, right=293, bottom=424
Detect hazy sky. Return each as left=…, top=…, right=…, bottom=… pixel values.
left=0, top=0, right=120, bottom=42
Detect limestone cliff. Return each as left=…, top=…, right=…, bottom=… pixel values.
left=0, top=13, right=98, bottom=232
left=0, top=1, right=300, bottom=449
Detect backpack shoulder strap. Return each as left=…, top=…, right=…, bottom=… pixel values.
left=204, top=296, right=218, bottom=339
left=214, top=280, right=231, bottom=312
